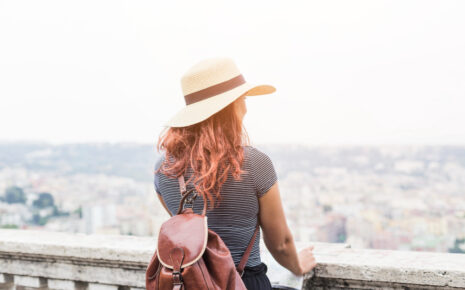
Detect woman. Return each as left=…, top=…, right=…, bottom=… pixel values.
left=154, top=57, right=316, bottom=289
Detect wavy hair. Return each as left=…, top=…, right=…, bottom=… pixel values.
left=155, top=96, right=251, bottom=209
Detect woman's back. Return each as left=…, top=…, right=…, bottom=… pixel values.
left=154, top=145, right=277, bottom=268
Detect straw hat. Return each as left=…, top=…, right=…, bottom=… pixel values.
left=164, top=57, right=276, bottom=127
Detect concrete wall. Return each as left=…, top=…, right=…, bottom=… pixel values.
left=0, top=229, right=464, bottom=289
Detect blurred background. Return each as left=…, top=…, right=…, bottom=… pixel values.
left=1, top=0, right=464, bottom=274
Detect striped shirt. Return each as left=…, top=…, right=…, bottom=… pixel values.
left=154, top=145, right=278, bottom=267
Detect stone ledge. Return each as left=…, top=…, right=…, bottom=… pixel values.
left=0, top=229, right=153, bottom=288
left=304, top=244, right=465, bottom=289
left=1, top=229, right=465, bottom=289
left=0, top=229, right=155, bottom=264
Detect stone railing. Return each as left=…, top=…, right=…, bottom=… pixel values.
left=0, top=229, right=464, bottom=289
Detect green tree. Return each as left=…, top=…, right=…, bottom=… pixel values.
left=32, top=213, right=48, bottom=226
left=4, top=186, right=26, bottom=204
left=449, top=238, right=465, bottom=254
left=74, top=206, right=83, bottom=218
left=337, top=233, right=347, bottom=243
left=51, top=204, right=70, bottom=217
left=1, top=224, right=19, bottom=229
left=33, top=192, right=54, bottom=208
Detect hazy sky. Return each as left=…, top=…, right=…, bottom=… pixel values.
left=1, top=0, right=464, bottom=146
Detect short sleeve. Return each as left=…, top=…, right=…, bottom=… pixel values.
left=154, top=157, right=163, bottom=195
left=250, top=147, right=278, bottom=198
left=154, top=173, right=161, bottom=195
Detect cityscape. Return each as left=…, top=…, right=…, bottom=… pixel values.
left=1, top=142, right=464, bottom=255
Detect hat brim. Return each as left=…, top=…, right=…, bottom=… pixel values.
left=164, top=82, right=276, bottom=127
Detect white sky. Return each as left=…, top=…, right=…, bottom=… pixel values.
left=0, top=0, right=464, bottom=146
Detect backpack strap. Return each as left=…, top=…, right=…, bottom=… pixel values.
left=177, top=172, right=260, bottom=276
left=236, top=222, right=259, bottom=277
left=178, top=174, right=187, bottom=195
left=177, top=174, right=207, bottom=216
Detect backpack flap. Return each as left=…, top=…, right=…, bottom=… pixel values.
left=157, top=212, right=208, bottom=270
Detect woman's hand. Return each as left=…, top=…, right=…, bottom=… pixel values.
left=297, top=245, right=317, bottom=275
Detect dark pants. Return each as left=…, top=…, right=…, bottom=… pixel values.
left=241, top=262, right=273, bottom=290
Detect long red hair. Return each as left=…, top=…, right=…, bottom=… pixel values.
left=155, top=97, right=251, bottom=209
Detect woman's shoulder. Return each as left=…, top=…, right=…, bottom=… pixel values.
left=154, top=154, right=165, bottom=171
left=243, top=145, right=278, bottom=198
left=243, top=145, right=274, bottom=164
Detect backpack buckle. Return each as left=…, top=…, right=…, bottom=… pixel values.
left=172, top=270, right=183, bottom=284
left=185, top=192, right=197, bottom=205
left=183, top=191, right=198, bottom=209
left=176, top=188, right=199, bottom=215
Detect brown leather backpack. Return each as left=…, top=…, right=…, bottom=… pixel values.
left=146, top=173, right=260, bottom=290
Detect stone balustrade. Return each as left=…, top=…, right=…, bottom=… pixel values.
left=0, top=229, right=464, bottom=289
